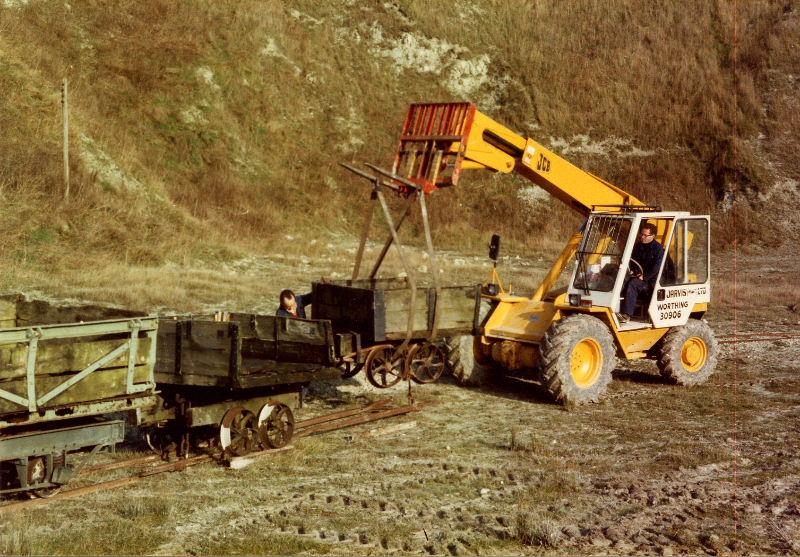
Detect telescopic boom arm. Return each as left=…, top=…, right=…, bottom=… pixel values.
left=392, top=102, right=645, bottom=215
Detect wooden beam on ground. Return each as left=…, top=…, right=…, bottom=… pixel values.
left=226, top=445, right=294, bottom=470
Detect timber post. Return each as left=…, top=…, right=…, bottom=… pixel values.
left=61, top=78, right=70, bottom=200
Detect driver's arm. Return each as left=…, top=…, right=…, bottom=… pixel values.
left=644, top=244, right=665, bottom=282
left=296, top=292, right=314, bottom=309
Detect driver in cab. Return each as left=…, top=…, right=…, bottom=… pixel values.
left=618, top=222, right=664, bottom=323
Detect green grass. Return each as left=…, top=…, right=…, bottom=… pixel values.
left=1, top=512, right=171, bottom=555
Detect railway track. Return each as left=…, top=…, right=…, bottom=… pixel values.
left=0, top=398, right=421, bottom=513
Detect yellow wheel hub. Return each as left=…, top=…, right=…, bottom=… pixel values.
left=570, top=338, right=603, bottom=388
left=681, top=336, right=708, bottom=372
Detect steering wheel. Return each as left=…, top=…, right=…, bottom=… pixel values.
left=628, top=258, right=644, bottom=278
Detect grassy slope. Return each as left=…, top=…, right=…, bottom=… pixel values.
left=0, top=1, right=796, bottom=304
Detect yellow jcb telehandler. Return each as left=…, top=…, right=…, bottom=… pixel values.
left=358, top=102, right=718, bottom=405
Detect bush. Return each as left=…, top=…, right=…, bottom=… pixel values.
left=514, top=511, right=562, bottom=548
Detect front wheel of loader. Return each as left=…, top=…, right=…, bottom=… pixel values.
left=446, top=336, right=494, bottom=387
left=541, top=315, right=616, bottom=405
left=657, top=319, right=718, bottom=386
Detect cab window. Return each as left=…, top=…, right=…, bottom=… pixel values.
left=660, top=218, right=709, bottom=286
left=573, top=216, right=631, bottom=292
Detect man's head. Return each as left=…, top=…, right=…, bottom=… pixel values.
left=279, top=289, right=296, bottom=311
left=639, top=222, right=657, bottom=244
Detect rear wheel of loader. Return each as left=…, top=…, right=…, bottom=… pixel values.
left=657, top=319, right=718, bottom=385
left=446, top=336, right=494, bottom=386
left=541, top=314, right=616, bottom=405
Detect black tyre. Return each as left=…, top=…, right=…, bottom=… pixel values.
left=445, top=336, right=493, bottom=387
left=657, top=319, right=718, bottom=385
left=540, top=314, right=616, bottom=405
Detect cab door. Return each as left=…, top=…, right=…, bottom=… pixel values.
left=648, top=216, right=711, bottom=328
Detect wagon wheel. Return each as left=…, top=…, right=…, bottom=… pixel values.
left=27, top=456, right=48, bottom=486
left=257, top=403, right=295, bottom=449
left=340, top=359, right=364, bottom=379
left=406, top=342, right=447, bottom=384
left=219, top=407, right=259, bottom=457
left=32, top=484, right=64, bottom=498
left=365, top=345, right=404, bottom=388
left=28, top=455, right=65, bottom=498
left=145, top=427, right=177, bottom=459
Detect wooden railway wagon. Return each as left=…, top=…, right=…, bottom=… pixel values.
left=139, top=312, right=355, bottom=456
left=0, top=296, right=360, bottom=497
left=0, top=294, right=158, bottom=497
left=311, top=278, right=483, bottom=388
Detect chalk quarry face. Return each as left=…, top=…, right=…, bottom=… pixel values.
left=369, top=27, right=508, bottom=110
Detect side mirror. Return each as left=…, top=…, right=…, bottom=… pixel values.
left=489, top=234, right=501, bottom=261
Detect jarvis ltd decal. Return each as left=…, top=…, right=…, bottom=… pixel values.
left=655, top=286, right=706, bottom=321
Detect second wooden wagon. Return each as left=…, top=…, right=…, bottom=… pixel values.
left=311, top=278, right=484, bottom=388
left=142, top=312, right=357, bottom=456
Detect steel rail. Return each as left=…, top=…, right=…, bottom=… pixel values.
left=0, top=455, right=212, bottom=514
left=295, top=403, right=423, bottom=438
left=294, top=398, right=392, bottom=429
left=1, top=400, right=424, bottom=512
left=78, top=454, right=162, bottom=475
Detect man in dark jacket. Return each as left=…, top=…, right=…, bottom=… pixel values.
left=276, top=289, right=313, bottom=319
left=618, top=223, right=664, bottom=323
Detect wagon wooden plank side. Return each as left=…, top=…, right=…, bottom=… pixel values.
left=0, top=315, right=159, bottom=427
left=1, top=293, right=144, bottom=328
left=230, top=313, right=335, bottom=365
left=312, top=279, right=480, bottom=345
left=310, top=283, right=379, bottom=344
left=0, top=337, right=153, bottom=382
left=155, top=313, right=343, bottom=390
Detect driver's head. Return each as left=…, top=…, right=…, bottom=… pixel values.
left=279, top=289, right=297, bottom=311
left=639, top=223, right=657, bottom=244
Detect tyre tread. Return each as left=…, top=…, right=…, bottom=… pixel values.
left=657, top=319, right=718, bottom=385
left=540, top=314, right=616, bottom=405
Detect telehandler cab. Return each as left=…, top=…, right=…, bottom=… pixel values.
left=351, top=102, right=718, bottom=405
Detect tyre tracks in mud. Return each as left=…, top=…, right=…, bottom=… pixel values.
left=157, top=456, right=532, bottom=555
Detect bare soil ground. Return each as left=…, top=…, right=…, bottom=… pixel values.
left=1, top=249, right=798, bottom=556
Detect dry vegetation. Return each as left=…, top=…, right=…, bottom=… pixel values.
left=1, top=253, right=798, bottom=557
left=0, top=1, right=797, bottom=300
